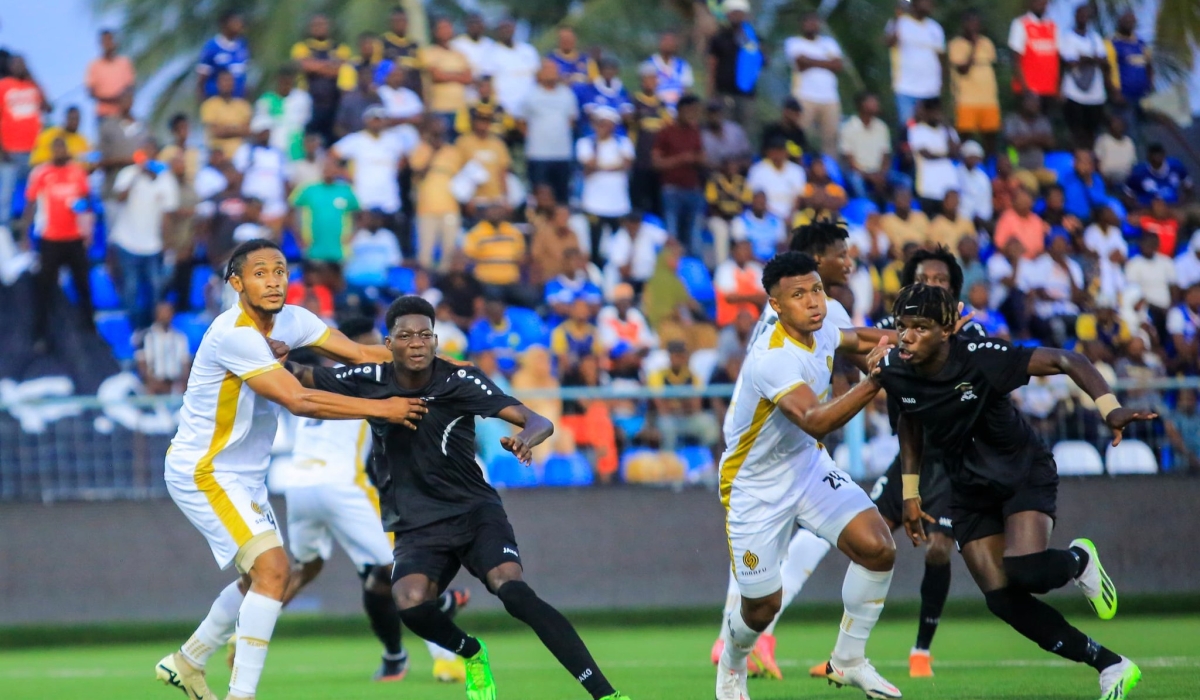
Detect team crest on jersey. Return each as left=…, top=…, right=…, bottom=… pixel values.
left=956, top=382, right=978, bottom=402
left=250, top=502, right=263, bottom=515
left=742, top=551, right=760, bottom=571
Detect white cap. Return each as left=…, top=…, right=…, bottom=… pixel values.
left=961, top=140, right=984, bottom=159
left=250, top=114, right=274, bottom=133
left=590, top=105, right=620, bottom=124
left=724, top=0, right=751, bottom=12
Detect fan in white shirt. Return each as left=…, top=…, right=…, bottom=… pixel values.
left=746, top=141, right=806, bottom=221
left=956, top=141, right=993, bottom=223
left=1125, top=234, right=1178, bottom=310
left=450, top=17, right=498, bottom=78
left=233, top=116, right=290, bottom=220
left=489, top=20, right=541, bottom=114
left=1175, top=231, right=1200, bottom=291
left=889, top=3, right=946, bottom=100
left=604, top=215, right=669, bottom=292
left=907, top=101, right=960, bottom=202
left=330, top=106, right=410, bottom=214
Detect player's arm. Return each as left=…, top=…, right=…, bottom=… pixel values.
left=245, top=367, right=426, bottom=427
left=775, top=338, right=891, bottom=439
left=495, top=404, right=554, bottom=466
left=1026, top=347, right=1157, bottom=445
left=309, top=327, right=394, bottom=365
left=897, top=413, right=936, bottom=547
left=836, top=329, right=894, bottom=374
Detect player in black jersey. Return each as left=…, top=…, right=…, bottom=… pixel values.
left=878, top=284, right=1155, bottom=700
left=287, top=296, right=629, bottom=700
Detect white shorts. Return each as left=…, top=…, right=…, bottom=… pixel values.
left=285, top=484, right=393, bottom=569
left=726, top=449, right=875, bottom=599
left=166, top=469, right=283, bottom=571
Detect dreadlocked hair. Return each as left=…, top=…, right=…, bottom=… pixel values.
left=900, top=245, right=965, bottom=297
left=892, top=283, right=958, bottom=329
left=788, top=217, right=848, bottom=257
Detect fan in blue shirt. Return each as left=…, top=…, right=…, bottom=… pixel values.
left=468, top=297, right=547, bottom=375
left=574, top=56, right=633, bottom=136
left=1058, top=150, right=1109, bottom=220
left=197, top=12, right=251, bottom=99
left=1124, top=144, right=1193, bottom=206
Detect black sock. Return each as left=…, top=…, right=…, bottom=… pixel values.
left=398, top=601, right=481, bottom=658
left=497, top=581, right=615, bottom=699
left=362, top=588, right=404, bottom=656
left=1003, top=550, right=1079, bottom=594
left=915, top=561, right=951, bottom=651
left=439, top=589, right=458, bottom=616
left=984, top=587, right=1122, bottom=671
left=1070, top=545, right=1090, bottom=577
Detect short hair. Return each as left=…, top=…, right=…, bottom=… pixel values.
left=762, top=251, right=820, bottom=295
left=901, top=245, right=965, bottom=297
left=338, top=316, right=378, bottom=341
left=854, top=91, right=876, bottom=109
left=892, top=283, right=958, bottom=328
left=1147, top=143, right=1165, bottom=155
left=385, top=295, right=436, bottom=330
left=65, top=105, right=81, bottom=114
left=922, top=97, right=942, bottom=111
left=789, top=220, right=848, bottom=256
left=677, top=93, right=701, bottom=110
left=225, top=239, right=283, bottom=280
left=218, top=10, right=241, bottom=25
left=168, top=112, right=188, bottom=129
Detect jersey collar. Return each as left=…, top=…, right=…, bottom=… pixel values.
left=770, top=322, right=815, bottom=352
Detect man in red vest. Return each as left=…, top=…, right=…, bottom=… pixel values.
left=1007, top=0, right=1059, bottom=103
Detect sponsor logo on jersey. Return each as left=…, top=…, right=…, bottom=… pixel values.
left=742, top=550, right=760, bottom=571
left=250, top=502, right=262, bottom=515
left=956, top=382, right=977, bottom=402
left=503, top=546, right=519, bottom=557
left=901, top=397, right=916, bottom=404
left=823, top=470, right=850, bottom=490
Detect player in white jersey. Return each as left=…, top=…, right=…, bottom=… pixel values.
left=155, top=240, right=427, bottom=700
left=715, top=251, right=902, bottom=700
left=278, top=318, right=470, bottom=684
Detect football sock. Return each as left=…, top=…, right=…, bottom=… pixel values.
left=718, top=572, right=740, bottom=635
left=720, top=605, right=762, bottom=671
left=426, top=639, right=458, bottom=661
left=362, top=587, right=404, bottom=656
left=439, top=589, right=459, bottom=616
left=398, top=600, right=481, bottom=658
left=181, top=580, right=244, bottom=668
left=1003, top=550, right=1081, bottom=594
left=984, top=587, right=1122, bottom=671
left=229, top=591, right=282, bottom=697
left=765, top=529, right=832, bottom=635
left=496, top=581, right=615, bottom=699
left=833, top=563, right=893, bottom=668
left=915, top=561, right=951, bottom=651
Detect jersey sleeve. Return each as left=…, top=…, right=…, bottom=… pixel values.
left=445, top=366, right=521, bottom=418
left=310, top=363, right=384, bottom=396
left=750, top=350, right=809, bottom=404
left=970, top=338, right=1035, bottom=395
left=285, top=305, right=333, bottom=349
left=218, top=327, right=283, bottom=380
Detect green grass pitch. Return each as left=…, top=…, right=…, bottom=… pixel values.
left=3, top=614, right=1197, bottom=699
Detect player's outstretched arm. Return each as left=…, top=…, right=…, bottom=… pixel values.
left=1027, top=347, right=1157, bottom=445
left=310, top=328, right=394, bottom=365
left=245, top=367, right=427, bottom=427
left=842, top=327, right=899, bottom=355
left=897, top=414, right=935, bottom=547
left=496, top=404, right=554, bottom=466
left=778, top=336, right=891, bottom=439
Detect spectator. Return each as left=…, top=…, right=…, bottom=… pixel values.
left=1059, top=149, right=1108, bottom=221
left=1004, top=94, right=1057, bottom=188
left=1114, top=334, right=1166, bottom=414
left=255, top=64, right=311, bottom=161
left=760, top=97, right=808, bottom=163
left=1075, top=293, right=1131, bottom=361
left=456, top=107, right=512, bottom=211
left=701, top=99, right=751, bottom=170
left=650, top=31, right=694, bottom=113
left=409, top=117, right=463, bottom=271
left=965, top=279, right=1010, bottom=337
left=1124, top=143, right=1193, bottom=208
left=731, top=190, right=785, bottom=263
left=436, top=251, right=484, bottom=328
left=605, top=211, right=668, bottom=293
left=520, top=59, right=579, bottom=204
left=551, top=298, right=604, bottom=377
left=643, top=241, right=707, bottom=331
left=1059, top=2, right=1109, bottom=149
left=1083, top=204, right=1128, bottom=299
left=200, top=70, right=252, bottom=158
left=928, top=190, right=974, bottom=250
left=1176, top=230, right=1200, bottom=291
left=289, top=14, right=349, bottom=145
left=795, top=157, right=847, bottom=225
left=30, top=105, right=89, bottom=167
left=1124, top=231, right=1177, bottom=338
left=1106, top=11, right=1154, bottom=141
left=649, top=340, right=720, bottom=451
left=839, top=92, right=902, bottom=200
left=462, top=203, right=527, bottom=303
left=578, top=107, right=635, bottom=261
left=598, top=282, right=657, bottom=352
left=336, top=31, right=382, bottom=93
left=159, top=114, right=200, bottom=185
left=652, top=95, right=706, bottom=258
left=886, top=0, right=945, bottom=126
left=989, top=236, right=1031, bottom=336
left=111, top=137, right=179, bottom=329
left=716, top=309, right=756, bottom=367
left=529, top=202, right=583, bottom=284
left=330, top=105, right=407, bottom=232
left=288, top=157, right=358, bottom=263
left=333, top=63, right=381, bottom=140
left=908, top=98, right=960, bottom=214
left=948, top=10, right=999, bottom=154
left=420, top=18, right=473, bottom=137
left=380, top=7, right=422, bottom=93
left=630, top=62, right=672, bottom=216
left=706, top=157, right=750, bottom=265
left=995, top=187, right=1049, bottom=259
left=747, top=137, right=806, bottom=222
left=714, top=238, right=766, bottom=327
left=576, top=55, right=634, bottom=131
left=86, top=29, right=136, bottom=122
left=231, top=197, right=268, bottom=244
left=1166, top=282, right=1200, bottom=374
left=161, top=146, right=199, bottom=264
left=23, top=138, right=93, bottom=342
left=706, top=0, right=765, bottom=135
left=1138, top=196, right=1181, bottom=257
left=1007, top=0, right=1059, bottom=103
left=468, top=295, right=545, bottom=374
left=784, top=12, right=844, bottom=155
left=879, top=188, right=931, bottom=251
left=197, top=11, right=250, bottom=100
left=561, top=354, right=620, bottom=481
left=1023, top=229, right=1086, bottom=346
left=991, top=155, right=1028, bottom=216
left=1164, top=389, right=1200, bottom=474
left=547, top=26, right=595, bottom=86
left=233, top=116, right=289, bottom=230
left=0, top=55, right=46, bottom=228
left=136, top=300, right=191, bottom=395
left=545, top=246, right=603, bottom=320
left=199, top=164, right=246, bottom=270
left=450, top=14, right=496, bottom=80
left=377, top=61, right=425, bottom=137
left=286, top=132, right=324, bottom=191
left=958, top=234, right=988, bottom=301
left=98, top=90, right=148, bottom=210
left=432, top=301, right=469, bottom=360
left=454, top=74, right=514, bottom=140
left=956, top=140, right=993, bottom=227
left=1094, top=114, right=1136, bottom=185
left=344, top=208, right=402, bottom=287
left=490, top=19, right=540, bottom=115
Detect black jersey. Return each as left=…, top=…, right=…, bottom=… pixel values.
left=312, top=358, right=520, bottom=533
left=876, top=335, right=1052, bottom=490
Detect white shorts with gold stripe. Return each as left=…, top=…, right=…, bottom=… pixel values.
left=726, top=449, right=874, bottom=599
left=284, top=484, right=393, bottom=568
left=166, top=470, right=282, bottom=572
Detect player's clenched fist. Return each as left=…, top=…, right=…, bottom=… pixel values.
left=500, top=435, right=534, bottom=465
left=379, top=397, right=428, bottom=429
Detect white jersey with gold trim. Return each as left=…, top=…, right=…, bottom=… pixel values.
left=750, top=295, right=852, bottom=346
left=286, top=415, right=373, bottom=489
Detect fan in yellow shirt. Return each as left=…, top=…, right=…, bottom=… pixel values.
left=30, top=106, right=91, bottom=167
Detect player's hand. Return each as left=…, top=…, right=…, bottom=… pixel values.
left=380, top=397, right=427, bottom=429
left=267, top=338, right=291, bottom=362
left=954, top=302, right=976, bottom=334
left=902, top=497, right=935, bottom=547
left=1104, top=407, right=1158, bottom=446
left=865, top=336, right=893, bottom=378
left=500, top=435, right=534, bottom=465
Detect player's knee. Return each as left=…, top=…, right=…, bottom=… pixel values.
left=248, top=547, right=291, bottom=595
left=925, top=535, right=953, bottom=567
left=393, top=585, right=433, bottom=611
left=363, top=564, right=392, bottom=595
left=1003, top=553, right=1053, bottom=594
left=983, top=587, right=1017, bottom=622
left=858, top=531, right=896, bottom=572
left=496, top=580, right=539, bottom=617
left=740, top=596, right=780, bottom=631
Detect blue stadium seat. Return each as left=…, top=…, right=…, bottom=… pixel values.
left=542, top=453, right=594, bottom=487
left=90, top=266, right=121, bottom=310
left=190, top=267, right=214, bottom=310
left=506, top=306, right=546, bottom=341
left=96, top=312, right=134, bottom=361
left=677, top=446, right=714, bottom=478
left=1044, top=151, right=1074, bottom=182
left=488, top=453, right=540, bottom=488
left=612, top=414, right=645, bottom=441
left=387, top=266, right=416, bottom=294
left=821, top=154, right=846, bottom=188
left=280, top=229, right=303, bottom=261
left=678, top=256, right=715, bottom=304
left=289, top=265, right=304, bottom=283
left=172, top=312, right=211, bottom=354
left=840, top=198, right=878, bottom=228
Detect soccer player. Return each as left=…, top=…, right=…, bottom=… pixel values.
left=879, top=284, right=1154, bottom=700
left=279, top=316, right=470, bottom=684
left=286, top=296, right=630, bottom=700
left=155, top=239, right=427, bottom=700
left=716, top=251, right=902, bottom=700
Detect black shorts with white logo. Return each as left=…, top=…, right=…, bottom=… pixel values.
left=949, top=459, right=1059, bottom=549
left=871, top=455, right=954, bottom=537
left=391, top=503, right=522, bottom=592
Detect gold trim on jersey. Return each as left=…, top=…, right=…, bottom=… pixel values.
left=194, top=371, right=254, bottom=546
left=350, top=421, right=393, bottom=546
left=313, top=326, right=332, bottom=347
left=719, top=327, right=790, bottom=511
left=771, top=322, right=814, bottom=352
left=240, top=362, right=283, bottom=381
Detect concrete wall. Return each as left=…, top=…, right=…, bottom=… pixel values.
left=1, top=478, right=1197, bottom=626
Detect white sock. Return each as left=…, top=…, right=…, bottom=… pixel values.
left=229, top=591, right=283, bottom=697
left=718, top=571, right=740, bottom=636
left=832, top=563, right=893, bottom=668
left=181, top=580, right=244, bottom=668
left=719, top=606, right=762, bottom=671
left=766, top=530, right=832, bottom=635
left=426, top=640, right=458, bottom=662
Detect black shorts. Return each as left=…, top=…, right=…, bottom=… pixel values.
left=949, top=460, right=1059, bottom=549
left=870, top=455, right=954, bottom=537
left=1062, top=100, right=1106, bottom=135
left=391, top=503, right=522, bottom=592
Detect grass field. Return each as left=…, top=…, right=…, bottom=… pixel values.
left=3, top=613, right=1198, bottom=700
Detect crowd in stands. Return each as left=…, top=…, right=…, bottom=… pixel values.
left=2, top=0, right=1200, bottom=478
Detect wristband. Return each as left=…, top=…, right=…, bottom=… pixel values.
left=1095, top=393, right=1121, bottom=420
left=902, top=474, right=920, bottom=500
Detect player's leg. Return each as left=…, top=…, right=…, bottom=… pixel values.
left=756, top=528, right=832, bottom=679
left=910, top=531, right=952, bottom=677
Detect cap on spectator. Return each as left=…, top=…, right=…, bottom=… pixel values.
left=637, top=61, right=658, bottom=78
left=612, top=282, right=636, bottom=301
left=1094, top=293, right=1118, bottom=310
left=724, top=0, right=752, bottom=12
left=764, top=135, right=788, bottom=151
left=783, top=96, right=802, bottom=112
left=961, top=140, right=985, bottom=159
left=363, top=104, right=387, bottom=121
left=591, top=105, right=621, bottom=124
left=666, top=340, right=688, bottom=354
left=250, top=114, right=274, bottom=133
